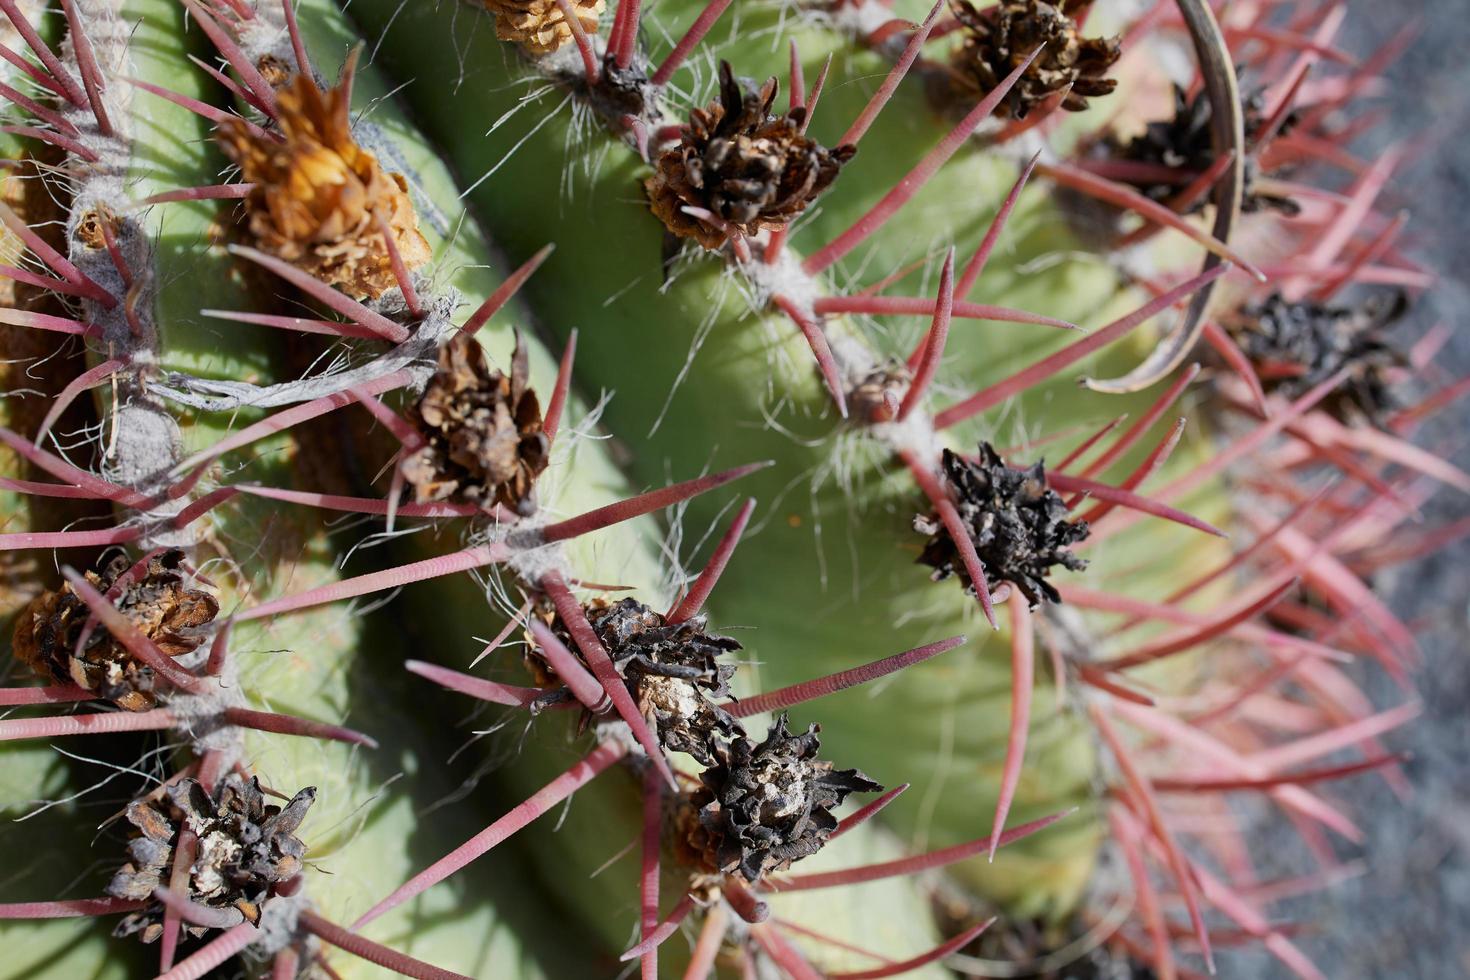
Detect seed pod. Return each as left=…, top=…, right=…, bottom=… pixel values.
left=916, top=444, right=1090, bottom=607
left=11, top=550, right=218, bottom=711
left=947, top=0, right=1120, bottom=118
left=647, top=62, right=855, bottom=249
left=402, top=331, right=550, bottom=514
left=216, top=73, right=430, bottom=301
left=586, top=597, right=744, bottom=764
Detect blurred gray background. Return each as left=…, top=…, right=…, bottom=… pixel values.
left=1231, top=2, right=1470, bottom=978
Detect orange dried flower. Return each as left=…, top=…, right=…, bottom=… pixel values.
left=482, top=0, right=605, bottom=56
left=216, top=73, right=430, bottom=301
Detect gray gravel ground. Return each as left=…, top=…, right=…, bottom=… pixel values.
left=1225, top=3, right=1470, bottom=978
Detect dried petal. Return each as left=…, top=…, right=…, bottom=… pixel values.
left=1105, top=83, right=1301, bottom=215
left=947, top=0, right=1120, bottom=119
left=105, top=774, right=315, bottom=944
left=532, top=597, right=744, bottom=764
left=1226, top=291, right=1408, bottom=423
left=687, top=714, right=881, bottom=881
left=916, top=443, right=1089, bottom=606
left=216, top=73, right=430, bottom=301
left=481, top=0, right=605, bottom=56
left=11, top=550, right=218, bottom=711
left=647, top=62, right=855, bottom=249
left=401, top=332, right=549, bottom=514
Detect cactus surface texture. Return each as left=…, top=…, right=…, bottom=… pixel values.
left=0, top=0, right=1461, bottom=977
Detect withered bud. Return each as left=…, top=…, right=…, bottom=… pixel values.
left=108, top=774, right=315, bottom=943
left=688, top=714, right=881, bottom=882
left=1106, top=83, right=1301, bottom=216
left=1225, top=291, right=1408, bottom=423
left=947, top=0, right=1120, bottom=119
left=481, top=0, right=605, bottom=56
left=11, top=550, right=218, bottom=711
left=530, top=597, right=744, bottom=763
left=256, top=54, right=293, bottom=89
left=916, top=443, right=1089, bottom=607
left=647, top=61, right=856, bottom=250
left=401, top=332, right=550, bottom=515
left=849, top=364, right=912, bottom=424
left=585, top=598, right=744, bottom=765
left=216, top=72, right=430, bottom=301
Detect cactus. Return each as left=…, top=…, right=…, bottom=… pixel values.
left=0, top=0, right=1458, bottom=977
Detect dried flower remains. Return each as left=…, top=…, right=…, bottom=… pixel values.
left=947, top=0, right=1120, bottom=119
left=401, top=332, right=550, bottom=514
left=1107, top=83, right=1301, bottom=215
left=481, top=0, right=605, bottom=56
left=108, top=774, right=315, bottom=943
left=916, top=443, right=1090, bottom=607
left=531, top=597, right=744, bottom=762
left=12, top=550, right=218, bottom=710
left=647, top=61, right=856, bottom=250
left=217, top=72, right=430, bottom=301
left=685, top=714, right=882, bottom=882
left=1226, top=291, right=1408, bottom=422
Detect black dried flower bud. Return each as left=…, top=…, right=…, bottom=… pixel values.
left=11, top=549, right=218, bottom=711
left=1106, top=82, right=1301, bottom=216
left=108, top=773, right=314, bottom=943
left=916, top=444, right=1089, bottom=607
left=647, top=61, right=856, bottom=250
left=401, top=331, right=550, bottom=515
left=584, top=598, right=744, bottom=765
left=1226, top=291, right=1408, bottom=423
left=947, top=0, right=1120, bottom=119
left=691, top=713, right=882, bottom=882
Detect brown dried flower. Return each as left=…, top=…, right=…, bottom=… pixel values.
left=528, top=597, right=744, bottom=761
left=584, top=597, right=743, bottom=765
left=481, top=0, right=605, bottom=56
left=11, top=550, right=218, bottom=710
left=916, top=443, right=1089, bottom=607
left=1225, top=291, right=1408, bottom=423
left=1106, top=83, right=1302, bottom=216
left=109, top=774, right=314, bottom=943
left=647, top=62, right=856, bottom=250
left=686, top=713, right=881, bottom=881
left=401, top=332, right=549, bottom=514
left=216, top=73, right=430, bottom=301
left=947, top=0, right=1120, bottom=119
